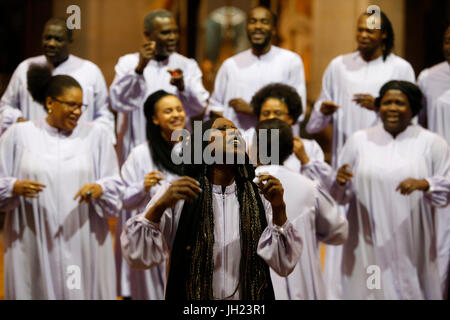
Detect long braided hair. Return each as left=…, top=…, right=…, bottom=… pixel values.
left=165, top=119, right=275, bottom=300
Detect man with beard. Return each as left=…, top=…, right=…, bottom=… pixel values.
left=0, top=17, right=115, bottom=140
left=417, top=25, right=450, bottom=298
left=110, top=9, right=209, bottom=164
left=208, top=6, right=307, bottom=131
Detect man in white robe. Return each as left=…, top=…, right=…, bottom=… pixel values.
left=208, top=6, right=306, bottom=131
left=417, top=25, right=450, bottom=297
left=0, top=120, right=124, bottom=299
left=0, top=18, right=115, bottom=141
left=254, top=118, right=347, bottom=299
left=109, top=9, right=209, bottom=164
left=306, top=12, right=415, bottom=299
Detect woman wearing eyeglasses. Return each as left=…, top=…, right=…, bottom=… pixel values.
left=0, top=64, right=124, bottom=299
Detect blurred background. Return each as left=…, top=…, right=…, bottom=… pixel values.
left=0, top=0, right=449, bottom=299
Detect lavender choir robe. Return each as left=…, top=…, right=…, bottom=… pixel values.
left=121, top=181, right=303, bottom=299
left=0, top=120, right=124, bottom=299
left=329, top=124, right=450, bottom=299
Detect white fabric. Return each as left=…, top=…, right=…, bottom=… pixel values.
left=329, top=124, right=450, bottom=299
left=306, top=52, right=415, bottom=299
left=121, top=181, right=303, bottom=299
left=306, top=52, right=415, bottom=168
left=0, top=55, right=115, bottom=143
left=109, top=52, right=209, bottom=163
left=0, top=120, right=124, bottom=299
left=256, top=165, right=347, bottom=299
left=209, top=46, right=307, bottom=131
left=116, top=142, right=180, bottom=299
left=418, top=61, right=450, bottom=296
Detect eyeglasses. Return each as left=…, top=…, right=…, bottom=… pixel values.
left=52, top=97, right=87, bottom=111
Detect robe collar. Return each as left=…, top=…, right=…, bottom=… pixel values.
left=377, top=123, right=417, bottom=142
left=251, top=45, right=275, bottom=61
left=355, top=51, right=385, bottom=65
left=212, top=181, right=236, bottom=195
left=42, top=119, right=76, bottom=137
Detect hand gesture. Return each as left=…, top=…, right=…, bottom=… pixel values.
left=336, top=164, right=354, bottom=185
left=13, top=180, right=46, bottom=198
left=168, top=69, right=185, bottom=91
left=293, top=136, right=310, bottom=165
left=228, top=98, right=253, bottom=115
left=158, top=177, right=202, bottom=209
left=136, top=40, right=156, bottom=73
left=255, top=174, right=287, bottom=226
left=320, top=101, right=340, bottom=116
left=353, top=94, right=376, bottom=111
left=74, top=183, right=103, bottom=203
left=396, top=178, right=430, bottom=195
left=144, top=171, right=164, bottom=192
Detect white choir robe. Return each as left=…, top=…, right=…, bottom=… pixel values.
left=255, top=165, right=348, bottom=299
left=306, top=52, right=415, bottom=299
left=418, top=61, right=450, bottom=295
left=329, top=124, right=450, bottom=300
left=306, top=52, right=415, bottom=168
left=117, top=142, right=180, bottom=299
left=244, top=127, right=333, bottom=185
left=120, top=181, right=303, bottom=299
left=209, top=46, right=307, bottom=131
left=0, top=55, right=115, bottom=142
left=109, top=52, right=209, bottom=163
left=0, top=120, right=124, bottom=299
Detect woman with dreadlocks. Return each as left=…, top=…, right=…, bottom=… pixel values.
left=121, top=117, right=302, bottom=299
left=116, top=90, right=186, bottom=300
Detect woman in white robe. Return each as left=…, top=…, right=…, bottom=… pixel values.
left=330, top=80, right=450, bottom=299
left=117, top=90, right=185, bottom=299
left=121, top=118, right=303, bottom=299
left=0, top=65, right=123, bottom=299
left=254, top=118, right=348, bottom=300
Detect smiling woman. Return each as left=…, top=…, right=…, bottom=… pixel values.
left=0, top=64, right=124, bottom=299
left=329, top=80, right=450, bottom=299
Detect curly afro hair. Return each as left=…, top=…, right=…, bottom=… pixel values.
left=251, top=83, right=302, bottom=123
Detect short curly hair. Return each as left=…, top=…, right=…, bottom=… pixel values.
left=375, top=80, right=423, bottom=117
left=251, top=83, right=302, bottom=123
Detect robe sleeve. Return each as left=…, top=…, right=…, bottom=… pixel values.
left=91, top=126, right=124, bottom=218
left=423, top=139, right=450, bottom=208
left=306, top=62, right=334, bottom=134
left=120, top=183, right=182, bottom=269
left=121, top=146, right=152, bottom=211
left=176, top=60, right=209, bottom=118
left=328, top=132, right=359, bottom=205
left=90, top=66, right=116, bottom=144
left=313, top=182, right=348, bottom=244
left=207, top=62, right=228, bottom=115
left=0, top=125, right=21, bottom=211
left=257, top=198, right=303, bottom=277
left=109, top=56, right=147, bottom=113
left=301, top=139, right=334, bottom=185
left=0, top=66, right=25, bottom=135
